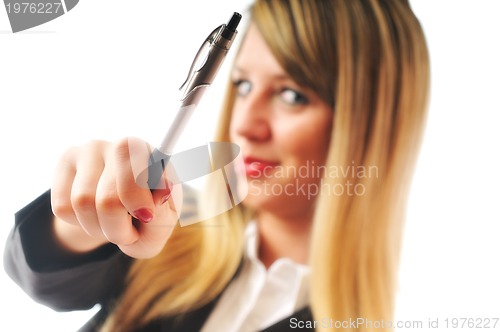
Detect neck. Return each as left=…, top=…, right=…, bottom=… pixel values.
left=256, top=209, right=313, bottom=268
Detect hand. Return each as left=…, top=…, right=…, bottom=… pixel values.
left=51, top=138, right=180, bottom=259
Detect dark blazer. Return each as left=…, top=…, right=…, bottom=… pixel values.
left=4, top=191, right=314, bottom=331
left=79, top=299, right=313, bottom=331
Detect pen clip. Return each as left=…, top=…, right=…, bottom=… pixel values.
left=179, top=24, right=224, bottom=93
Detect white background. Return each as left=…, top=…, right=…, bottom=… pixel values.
left=0, top=1, right=498, bottom=331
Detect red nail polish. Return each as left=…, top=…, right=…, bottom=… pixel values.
left=133, top=208, right=154, bottom=223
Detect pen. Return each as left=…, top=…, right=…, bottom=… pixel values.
left=147, top=12, right=242, bottom=189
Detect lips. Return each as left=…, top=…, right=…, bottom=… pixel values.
left=243, top=157, right=280, bottom=177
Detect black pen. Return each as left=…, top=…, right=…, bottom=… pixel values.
left=147, top=12, right=242, bottom=189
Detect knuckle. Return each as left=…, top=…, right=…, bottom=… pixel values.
left=56, top=146, right=78, bottom=169
left=71, top=192, right=96, bottom=212
left=84, top=139, right=108, bottom=150
left=51, top=199, right=74, bottom=219
left=89, top=139, right=108, bottom=146
left=61, top=146, right=78, bottom=159
left=95, top=193, right=123, bottom=214
left=114, top=138, right=132, bottom=160
left=84, top=140, right=110, bottom=160
left=114, top=137, right=151, bottom=162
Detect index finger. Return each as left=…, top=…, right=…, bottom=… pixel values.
left=113, top=137, right=160, bottom=222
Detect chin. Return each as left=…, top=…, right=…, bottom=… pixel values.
left=242, top=194, right=280, bottom=213
left=239, top=180, right=284, bottom=212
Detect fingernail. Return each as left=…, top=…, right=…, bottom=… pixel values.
left=132, top=208, right=154, bottom=223
left=160, top=193, right=171, bottom=205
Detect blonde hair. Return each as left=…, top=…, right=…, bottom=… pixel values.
left=103, top=0, right=429, bottom=330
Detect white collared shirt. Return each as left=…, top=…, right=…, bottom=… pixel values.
left=201, top=221, right=310, bottom=332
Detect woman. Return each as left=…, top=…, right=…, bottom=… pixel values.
left=4, top=0, right=429, bottom=331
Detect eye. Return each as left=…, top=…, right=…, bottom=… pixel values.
left=279, top=88, right=309, bottom=105
left=233, top=79, right=252, bottom=97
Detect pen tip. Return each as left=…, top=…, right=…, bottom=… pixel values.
left=227, top=12, right=242, bottom=32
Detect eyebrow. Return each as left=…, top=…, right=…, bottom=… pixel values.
left=232, top=66, right=292, bottom=82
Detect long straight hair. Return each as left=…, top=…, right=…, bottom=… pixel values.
left=250, top=0, right=429, bottom=329
left=103, top=1, right=429, bottom=330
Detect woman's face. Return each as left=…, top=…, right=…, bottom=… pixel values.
left=230, top=24, right=333, bottom=219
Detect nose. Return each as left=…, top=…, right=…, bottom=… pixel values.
left=230, top=89, right=271, bottom=142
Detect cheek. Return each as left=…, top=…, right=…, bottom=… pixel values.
left=228, top=101, right=247, bottom=143
left=275, top=113, right=332, bottom=163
